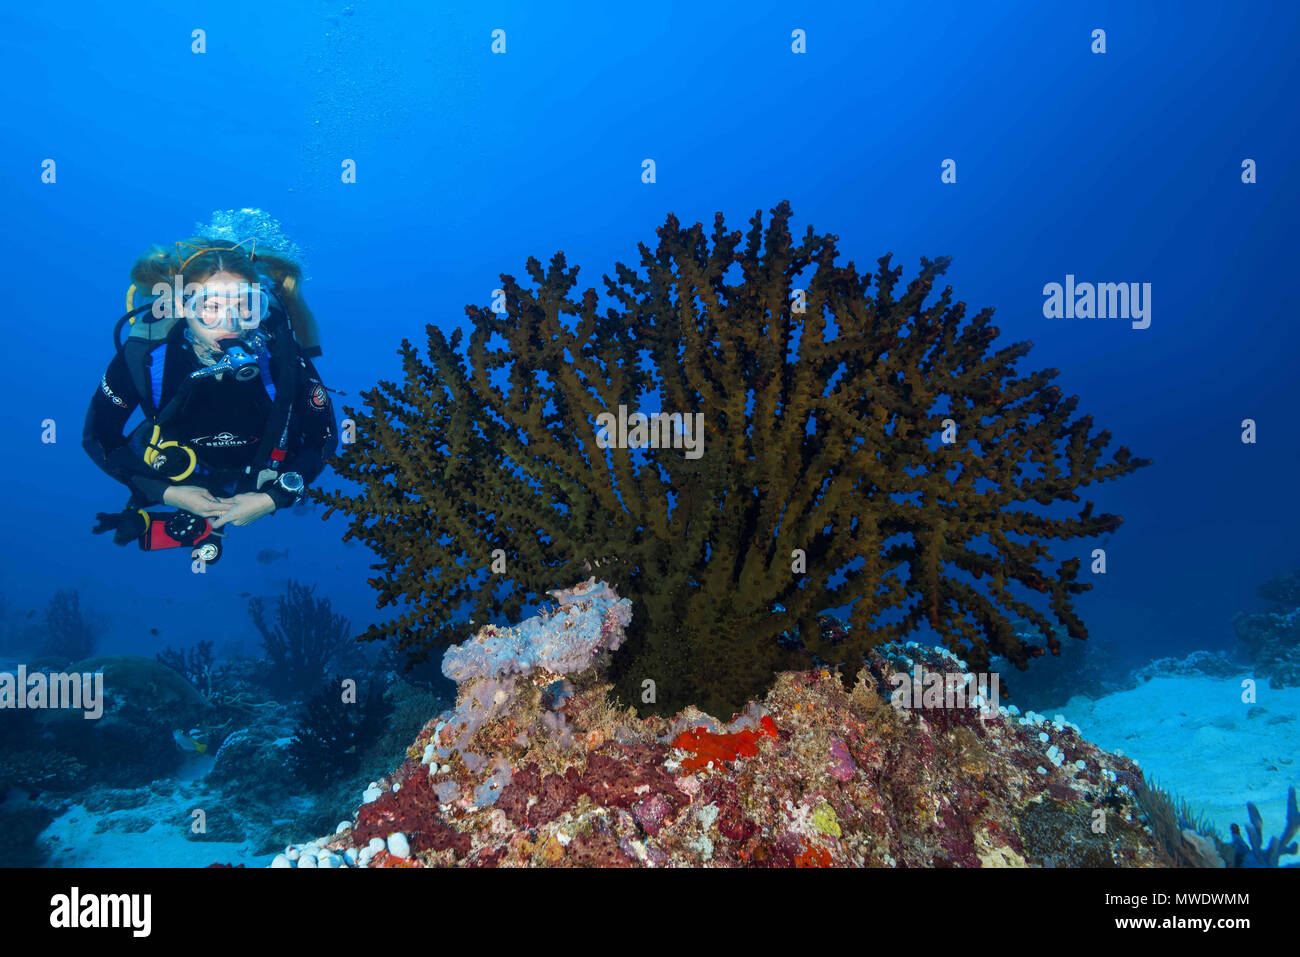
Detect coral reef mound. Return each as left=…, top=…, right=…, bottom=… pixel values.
left=293, top=581, right=1165, bottom=868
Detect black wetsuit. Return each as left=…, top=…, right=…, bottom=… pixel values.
left=83, top=321, right=337, bottom=510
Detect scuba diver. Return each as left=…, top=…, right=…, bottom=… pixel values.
left=83, top=235, right=338, bottom=564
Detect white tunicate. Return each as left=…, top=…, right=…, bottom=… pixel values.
left=362, top=785, right=383, bottom=804
left=344, top=848, right=359, bottom=866
left=388, top=833, right=411, bottom=858
left=1038, top=732, right=1050, bottom=744
left=1036, top=766, right=1047, bottom=774
left=297, top=853, right=317, bottom=868
left=1075, top=760, right=1087, bottom=770
left=285, top=846, right=300, bottom=861
left=270, top=854, right=291, bottom=868
left=336, top=821, right=352, bottom=834
left=367, top=837, right=386, bottom=855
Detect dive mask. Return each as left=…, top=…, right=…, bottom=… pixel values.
left=183, top=282, right=271, bottom=331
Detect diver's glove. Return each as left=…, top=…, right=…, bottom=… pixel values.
left=92, top=509, right=148, bottom=546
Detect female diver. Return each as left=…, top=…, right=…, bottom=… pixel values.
left=83, top=236, right=337, bottom=560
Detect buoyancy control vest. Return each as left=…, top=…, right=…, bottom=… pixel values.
left=110, top=276, right=321, bottom=489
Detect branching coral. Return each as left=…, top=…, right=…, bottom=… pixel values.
left=286, top=679, right=393, bottom=789
left=39, top=589, right=97, bottom=663
left=249, top=580, right=354, bottom=701
left=156, top=640, right=215, bottom=696
left=1224, top=786, right=1300, bottom=868
left=1134, top=778, right=1225, bottom=868
left=319, top=201, right=1151, bottom=718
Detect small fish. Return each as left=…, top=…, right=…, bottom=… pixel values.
left=239, top=592, right=252, bottom=598
left=150, top=628, right=161, bottom=636
left=172, top=729, right=208, bottom=755
left=343, top=538, right=359, bottom=549
left=26, top=610, right=35, bottom=619
left=256, top=548, right=290, bottom=565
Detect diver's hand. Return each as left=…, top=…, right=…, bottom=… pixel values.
left=211, top=492, right=277, bottom=528
left=163, top=485, right=233, bottom=520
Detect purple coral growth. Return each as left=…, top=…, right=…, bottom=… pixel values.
left=442, top=578, right=632, bottom=682
left=828, top=736, right=856, bottom=782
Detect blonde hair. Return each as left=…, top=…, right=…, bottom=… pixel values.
left=129, top=238, right=320, bottom=353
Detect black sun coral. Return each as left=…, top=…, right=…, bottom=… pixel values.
left=317, top=201, right=1152, bottom=719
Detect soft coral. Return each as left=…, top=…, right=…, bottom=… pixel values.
left=1227, top=786, right=1300, bottom=867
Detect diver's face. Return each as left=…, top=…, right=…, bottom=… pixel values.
left=184, top=270, right=255, bottom=352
